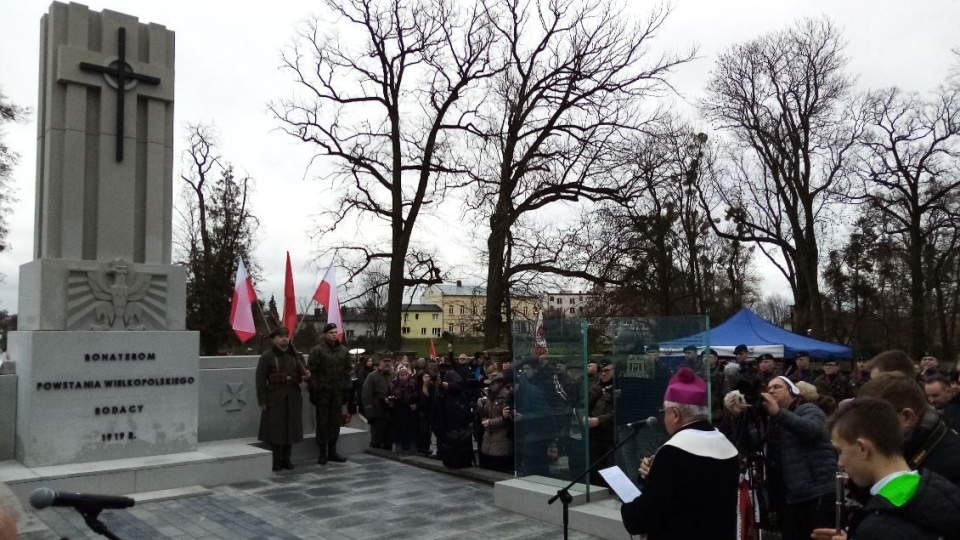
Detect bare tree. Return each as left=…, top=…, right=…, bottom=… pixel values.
left=272, top=0, right=500, bottom=350
left=756, top=294, right=791, bottom=326
left=0, top=86, right=28, bottom=258
left=175, top=125, right=259, bottom=355
left=857, top=84, right=960, bottom=355
left=468, top=0, right=694, bottom=347
left=701, top=18, right=866, bottom=338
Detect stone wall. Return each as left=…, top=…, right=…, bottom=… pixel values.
left=197, top=356, right=319, bottom=442
left=0, top=355, right=331, bottom=462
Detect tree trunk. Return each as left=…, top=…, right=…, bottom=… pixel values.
left=484, top=210, right=510, bottom=349
left=384, top=225, right=410, bottom=352
left=907, top=231, right=927, bottom=357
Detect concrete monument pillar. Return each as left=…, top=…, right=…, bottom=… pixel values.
left=10, top=2, right=199, bottom=468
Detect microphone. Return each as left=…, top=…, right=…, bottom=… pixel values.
left=30, top=487, right=135, bottom=512
left=624, top=416, right=658, bottom=429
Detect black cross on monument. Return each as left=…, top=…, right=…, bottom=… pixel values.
left=79, top=27, right=161, bottom=162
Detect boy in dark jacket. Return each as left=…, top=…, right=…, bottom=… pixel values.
left=812, top=397, right=960, bottom=540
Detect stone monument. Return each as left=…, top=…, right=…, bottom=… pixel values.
left=10, top=2, right=199, bottom=468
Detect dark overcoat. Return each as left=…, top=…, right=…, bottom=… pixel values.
left=256, top=346, right=305, bottom=445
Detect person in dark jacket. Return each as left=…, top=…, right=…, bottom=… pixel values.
left=812, top=397, right=960, bottom=540
left=621, top=367, right=738, bottom=540
left=761, top=375, right=837, bottom=540
left=814, top=358, right=853, bottom=403
left=362, top=357, right=393, bottom=450
left=354, top=356, right=374, bottom=416
left=255, top=327, right=307, bottom=471
left=587, top=361, right=616, bottom=473
left=306, top=323, right=352, bottom=464
left=511, top=360, right=550, bottom=476
left=924, top=375, right=960, bottom=432
left=860, top=373, right=960, bottom=488
left=389, top=366, right=419, bottom=453
left=477, top=373, right=512, bottom=472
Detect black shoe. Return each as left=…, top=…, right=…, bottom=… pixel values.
left=317, top=445, right=328, bottom=465
left=281, top=460, right=295, bottom=470
left=327, top=443, right=347, bottom=463
left=272, top=462, right=281, bottom=472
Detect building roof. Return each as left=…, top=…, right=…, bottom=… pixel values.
left=401, top=304, right=443, bottom=312
left=429, top=284, right=487, bottom=296
left=427, top=283, right=538, bottom=299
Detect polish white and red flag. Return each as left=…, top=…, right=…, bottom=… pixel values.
left=230, top=258, right=257, bottom=342
left=532, top=310, right=549, bottom=358
left=313, top=262, right=344, bottom=341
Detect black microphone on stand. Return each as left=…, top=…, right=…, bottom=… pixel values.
left=623, top=416, right=658, bottom=430
left=30, top=488, right=135, bottom=512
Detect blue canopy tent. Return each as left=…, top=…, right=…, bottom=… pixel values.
left=660, top=308, right=852, bottom=359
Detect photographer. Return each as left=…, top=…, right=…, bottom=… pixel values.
left=477, top=373, right=513, bottom=472
left=762, top=376, right=837, bottom=540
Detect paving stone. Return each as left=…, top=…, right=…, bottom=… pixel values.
left=23, top=454, right=603, bottom=540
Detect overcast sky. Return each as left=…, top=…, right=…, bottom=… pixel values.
left=1, top=0, right=959, bottom=314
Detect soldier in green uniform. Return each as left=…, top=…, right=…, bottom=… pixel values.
left=813, top=357, right=853, bottom=403
left=307, top=323, right=352, bottom=464
left=256, top=327, right=308, bottom=471
left=588, top=360, right=616, bottom=476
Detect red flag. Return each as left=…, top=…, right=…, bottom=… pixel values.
left=282, top=252, right=297, bottom=336
left=532, top=310, right=548, bottom=358
left=229, top=258, right=256, bottom=342
left=430, top=338, right=437, bottom=360
left=312, top=262, right=343, bottom=341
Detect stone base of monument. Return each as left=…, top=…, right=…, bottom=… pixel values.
left=494, top=476, right=633, bottom=540
left=0, top=438, right=271, bottom=504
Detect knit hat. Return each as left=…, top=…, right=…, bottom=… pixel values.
left=268, top=326, right=289, bottom=338
left=664, top=367, right=707, bottom=406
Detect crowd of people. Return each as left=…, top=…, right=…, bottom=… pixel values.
left=630, top=348, right=960, bottom=540
left=254, top=330, right=960, bottom=540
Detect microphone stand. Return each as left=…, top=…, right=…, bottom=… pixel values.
left=548, top=423, right=647, bottom=540
left=75, top=506, right=124, bottom=540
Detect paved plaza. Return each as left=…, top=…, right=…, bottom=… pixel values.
left=18, top=453, right=603, bottom=540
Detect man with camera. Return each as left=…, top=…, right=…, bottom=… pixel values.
left=762, top=376, right=837, bottom=540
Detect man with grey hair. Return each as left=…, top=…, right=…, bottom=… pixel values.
left=621, top=367, right=738, bottom=540
left=0, top=482, right=21, bottom=540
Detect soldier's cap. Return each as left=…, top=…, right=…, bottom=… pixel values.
left=322, top=323, right=338, bottom=333
left=682, top=345, right=698, bottom=353
left=269, top=327, right=289, bottom=338
left=823, top=357, right=838, bottom=365
left=734, top=344, right=749, bottom=355
left=758, top=353, right=775, bottom=361
left=796, top=350, right=810, bottom=359
left=707, top=349, right=719, bottom=356
left=598, top=360, right=613, bottom=369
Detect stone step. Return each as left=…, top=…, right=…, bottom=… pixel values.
left=0, top=438, right=271, bottom=504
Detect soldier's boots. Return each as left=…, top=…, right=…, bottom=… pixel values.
left=281, top=444, right=294, bottom=470
left=272, top=447, right=282, bottom=472
left=317, top=444, right=328, bottom=465
left=327, top=442, right=347, bottom=463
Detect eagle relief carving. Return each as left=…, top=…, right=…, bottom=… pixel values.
left=67, top=259, right=168, bottom=331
